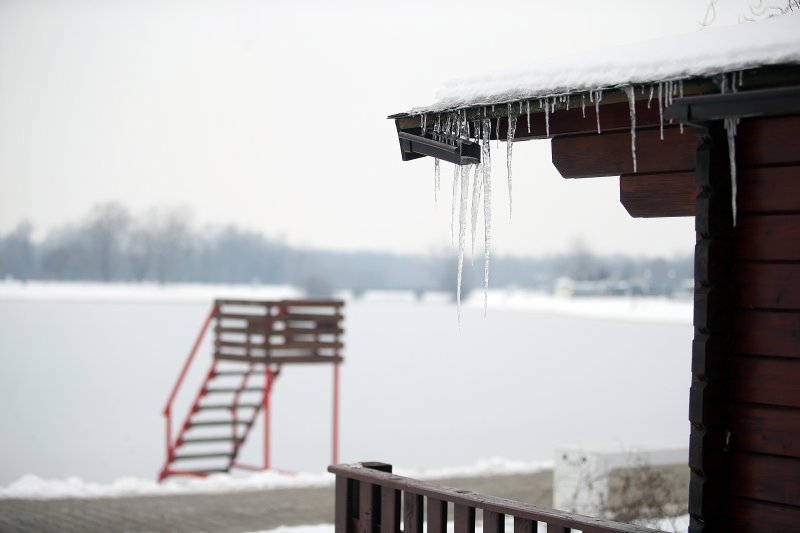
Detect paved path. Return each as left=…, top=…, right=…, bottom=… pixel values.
left=0, top=471, right=552, bottom=533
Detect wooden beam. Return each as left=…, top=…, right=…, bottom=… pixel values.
left=619, top=171, right=697, bottom=217
left=551, top=126, right=697, bottom=179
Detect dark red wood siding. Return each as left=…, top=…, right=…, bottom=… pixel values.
left=727, top=114, right=800, bottom=532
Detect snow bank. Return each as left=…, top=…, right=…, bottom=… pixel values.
left=465, top=290, right=692, bottom=325
left=0, top=458, right=550, bottom=500
left=410, top=12, right=800, bottom=113
left=0, top=280, right=301, bottom=304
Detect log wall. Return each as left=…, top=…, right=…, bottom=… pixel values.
left=724, top=114, right=800, bottom=532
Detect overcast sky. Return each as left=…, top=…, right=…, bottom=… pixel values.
left=0, top=0, right=771, bottom=256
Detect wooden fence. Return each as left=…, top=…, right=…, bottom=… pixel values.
left=329, top=462, right=665, bottom=533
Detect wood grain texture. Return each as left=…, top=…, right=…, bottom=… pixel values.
left=734, top=263, right=800, bottom=310
left=733, top=310, right=800, bottom=359
left=738, top=165, right=800, bottom=214
left=552, top=126, right=697, bottom=179
left=729, top=451, right=800, bottom=507
left=735, top=215, right=800, bottom=261
left=729, top=403, right=800, bottom=458
left=738, top=115, right=800, bottom=168
left=728, top=497, right=800, bottom=533
left=619, top=171, right=697, bottom=217
left=730, top=356, right=800, bottom=408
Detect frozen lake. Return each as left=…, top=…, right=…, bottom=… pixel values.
left=0, top=284, right=692, bottom=485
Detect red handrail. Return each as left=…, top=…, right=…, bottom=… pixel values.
left=161, top=304, right=218, bottom=470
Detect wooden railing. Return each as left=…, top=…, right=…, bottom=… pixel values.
left=328, top=463, right=666, bottom=533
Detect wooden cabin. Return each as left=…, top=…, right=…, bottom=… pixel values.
left=328, top=14, right=800, bottom=533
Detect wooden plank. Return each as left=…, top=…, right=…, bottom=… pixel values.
left=453, top=504, right=475, bottom=533
left=736, top=215, right=800, bottom=261
left=513, top=517, right=535, bottom=533
left=403, top=493, right=423, bottom=533
left=216, top=340, right=344, bottom=350
left=729, top=451, right=800, bottom=507
left=738, top=165, right=800, bottom=214
left=738, top=115, right=800, bottom=168
left=546, top=525, right=569, bottom=533
left=427, top=498, right=447, bottom=533
left=551, top=126, right=697, bottom=179
left=728, top=496, right=800, bottom=533
left=360, top=481, right=375, bottom=533
left=733, top=310, right=800, bottom=359
left=218, top=325, right=344, bottom=335
left=734, top=263, right=800, bottom=310
left=619, top=171, right=697, bottom=217
left=380, top=485, right=401, bottom=533
left=729, top=403, right=800, bottom=458
left=335, top=476, right=350, bottom=533
left=730, top=356, right=800, bottom=408
left=483, top=510, right=505, bottom=533
left=214, top=353, right=344, bottom=364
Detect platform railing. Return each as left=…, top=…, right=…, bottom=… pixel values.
left=328, top=462, right=666, bottom=533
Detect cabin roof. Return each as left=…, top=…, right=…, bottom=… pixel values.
left=393, top=13, right=800, bottom=118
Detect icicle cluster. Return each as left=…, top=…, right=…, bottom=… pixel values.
left=412, top=69, right=748, bottom=322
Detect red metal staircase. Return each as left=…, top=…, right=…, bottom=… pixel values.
left=159, top=299, right=344, bottom=481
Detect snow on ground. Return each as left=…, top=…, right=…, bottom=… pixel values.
left=410, top=12, right=800, bottom=113
left=0, top=280, right=301, bottom=304
left=0, top=281, right=691, bottom=324
left=0, top=458, right=550, bottom=500
left=465, top=289, right=692, bottom=325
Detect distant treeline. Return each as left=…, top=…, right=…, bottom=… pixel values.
left=0, top=203, right=692, bottom=296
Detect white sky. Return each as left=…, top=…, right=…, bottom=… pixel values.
left=0, top=0, right=775, bottom=256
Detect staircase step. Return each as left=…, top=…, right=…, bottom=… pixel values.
left=165, top=468, right=230, bottom=476
left=172, top=452, right=234, bottom=462
left=204, top=387, right=264, bottom=394
left=196, top=403, right=262, bottom=411
left=180, top=436, right=244, bottom=445
left=189, top=419, right=251, bottom=427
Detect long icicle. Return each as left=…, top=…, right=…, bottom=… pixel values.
left=594, top=89, right=603, bottom=134
left=622, top=85, right=638, bottom=173
left=481, top=118, right=492, bottom=315
left=507, top=105, right=517, bottom=218
left=451, top=164, right=459, bottom=245
left=434, top=158, right=440, bottom=204
left=725, top=117, right=739, bottom=226
left=470, top=161, right=482, bottom=262
left=456, top=163, right=470, bottom=327
left=658, top=82, right=664, bottom=141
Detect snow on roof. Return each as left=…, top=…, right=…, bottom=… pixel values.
left=409, top=13, right=800, bottom=115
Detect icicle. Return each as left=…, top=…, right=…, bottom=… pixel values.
left=589, top=90, right=594, bottom=103
left=520, top=102, right=524, bottom=115
left=594, top=89, right=603, bottom=134
left=581, top=94, right=586, bottom=118
left=420, top=114, right=427, bottom=134
left=506, top=110, right=517, bottom=218
left=550, top=97, right=556, bottom=113
left=451, top=164, right=459, bottom=244
left=481, top=118, right=492, bottom=315
left=725, top=116, right=739, bottom=226
left=566, top=95, right=570, bottom=111
left=434, top=158, right=440, bottom=204
left=526, top=101, right=531, bottom=133
left=456, top=164, right=470, bottom=326
left=470, top=162, right=482, bottom=262
left=657, top=83, right=664, bottom=141
left=622, top=85, right=638, bottom=173
left=648, top=85, right=654, bottom=109
left=738, top=70, right=744, bottom=87
left=678, top=80, right=685, bottom=134
left=544, top=102, right=550, bottom=137
left=495, top=116, right=501, bottom=149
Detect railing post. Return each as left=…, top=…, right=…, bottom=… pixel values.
left=333, top=362, right=340, bottom=465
